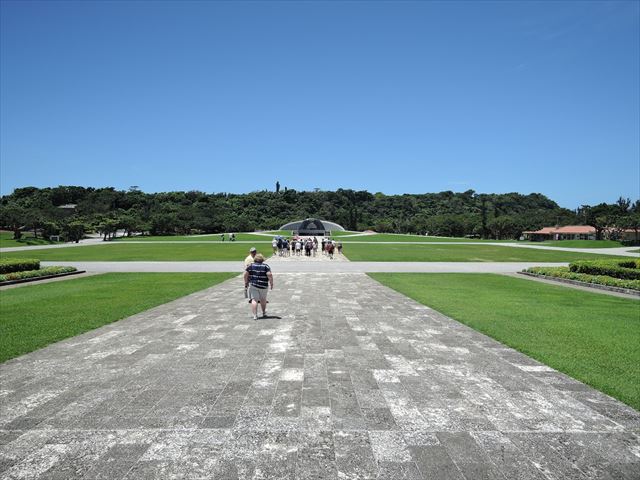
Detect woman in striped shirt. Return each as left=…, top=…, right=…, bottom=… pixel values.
left=243, top=254, right=274, bottom=320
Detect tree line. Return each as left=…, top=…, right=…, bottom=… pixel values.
left=0, top=185, right=638, bottom=242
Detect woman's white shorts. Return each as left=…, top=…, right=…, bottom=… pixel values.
left=249, top=285, right=268, bottom=302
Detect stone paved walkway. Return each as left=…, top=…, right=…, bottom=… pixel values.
left=1, top=273, right=639, bottom=479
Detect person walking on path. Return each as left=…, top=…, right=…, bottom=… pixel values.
left=244, top=254, right=273, bottom=320
left=244, top=247, right=257, bottom=267
left=327, top=241, right=335, bottom=259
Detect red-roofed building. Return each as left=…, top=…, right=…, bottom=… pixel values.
left=522, top=225, right=596, bottom=241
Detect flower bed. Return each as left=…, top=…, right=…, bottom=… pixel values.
left=0, top=266, right=78, bottom=283
left=524, top=266, right=640, bottom=291
left=569, top=259, right=640, bottom=280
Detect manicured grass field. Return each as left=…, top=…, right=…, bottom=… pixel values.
left=326, top=230, right=362, bottom=237
left=342, top=243, right=626, bottom=262
left=114, top=232, right=273, bottom=242
left=526, top=240, right=624, bottom=248
left=1, top=241, right=626, bottom=262
left=0, top=242, right=272, bottom=261
left=0, top=230, right=59, bottom=248
left=263, top=230, right=295, bottom=236
left=331, top=234, right=627, bottom=248
left=336, top=233, right=488, bottom=242
left=370, top=273, right=640, bottom=410
left=0, top=272, right=236, bottom=363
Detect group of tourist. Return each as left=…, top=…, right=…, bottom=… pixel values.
left=271, top=236, right=343, bottom=259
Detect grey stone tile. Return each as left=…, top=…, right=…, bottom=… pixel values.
left=334, top=430, right=378, bottom=479
left=361, top=407, right=399, bottom=430
left=369, top=431, right=411, bottom=462
left=437, top=432, right=491, bottom=464
left=302, top=388, right=330, bottom=407
left=354, top=389, right=388, bottom=409
left=2, top=416, right=47, bottom=431
left=76, top=443, right=149, bottom=479
left=272, top=380, right=302, bottom=417
left=410, top=444, right=465, bottom=480
left=376, top=461, right=423, bottom=479
left=294, top=458, right=338, bottom=480
left=456, top=462, right=508, bottom=480
left=221, top=381, right=252, bottom=397
left=470, top=431, right=548, bottom=480
left=232, top=406, right=270, bottom=431
left=121, top=460, right=173, bottom=479
left=201, top=415, right=235, bottom=428
left=506, top=433, right=592, bottom=479
left=0, top=272, right=638, bottom=479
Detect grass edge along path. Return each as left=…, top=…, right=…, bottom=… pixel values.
left=0, top=242, right=272, bottom=261
left=113, top=232, right=274, bottom=242
left=0, top=272, right=236, bottom=363
left=335, top=234, right=626, bottom=248
left=369, top=272, right=640, bottom=411
left=343, top=243, right=629, bottom=262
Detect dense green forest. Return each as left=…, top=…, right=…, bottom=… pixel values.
left=1, top=185, right=638, bottom=241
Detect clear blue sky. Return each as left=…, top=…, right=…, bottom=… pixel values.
left=1, top=0, right=638, bottom=209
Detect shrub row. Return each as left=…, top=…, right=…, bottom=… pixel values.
left=0, top=258, right=40, bottom=274
left=0, top=266, right=77, bottom=283
left=525, top=266, right=640, bottom=291
left=569, top=259, right=640, bottom=281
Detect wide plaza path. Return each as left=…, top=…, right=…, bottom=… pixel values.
left=1, top=270, right=639, bottom=479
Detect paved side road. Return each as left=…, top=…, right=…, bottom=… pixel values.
left=40, top=260, right=570, bottom=273
left=1, top=273, right=638, bottom=479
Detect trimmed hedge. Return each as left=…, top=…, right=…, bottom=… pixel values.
left=0, top=258, right=40, bottom=274
left=617, top=259, right=640, bottom=269
left=525, top=266, right=640, bottom=291
left=569, top=259, right=640, bottom=281
left=0, top=266, right=77, bottom=283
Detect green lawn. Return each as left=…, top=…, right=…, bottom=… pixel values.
left=370, top=273, right=640, bottom=410
left=263, top=230, right=294, bottom=236
left=1, top=241, right=627, bottom=262
left=332, top=234, right=627, bottom=248
left=0, top=230, right=60, bottom=248
left=0, top=272, right=236, bottom=363
left=113, top=232, right=272, bottom=242
left=326, top=230, right=362, bottom=237
left=336, top=233, right=488, bottom=242
left=525, top=240, right=624, bottom=248
left=342, top=243, right=627, bottom=262
left=0, top=242, right=272, bottom=261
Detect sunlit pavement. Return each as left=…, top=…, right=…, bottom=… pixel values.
left=1, top=272, right=638, bottom=478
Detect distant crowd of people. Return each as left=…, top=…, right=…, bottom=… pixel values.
left=271, top=236, right=342, bottom=259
